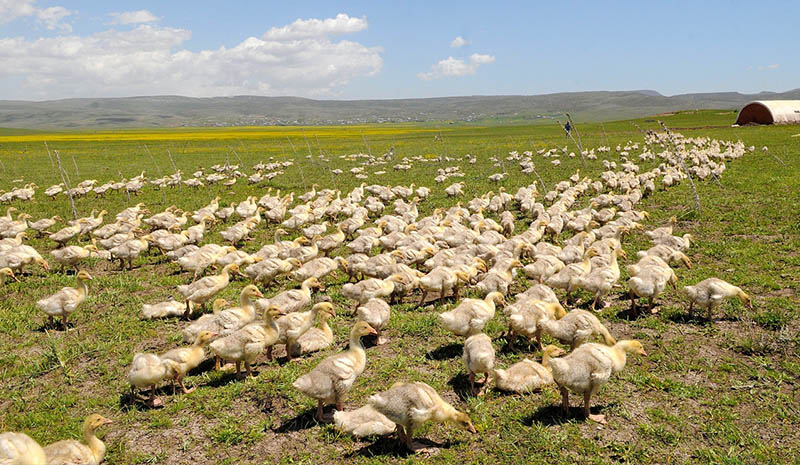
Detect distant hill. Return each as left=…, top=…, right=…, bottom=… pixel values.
left=1, top=89, right=799, bottom=129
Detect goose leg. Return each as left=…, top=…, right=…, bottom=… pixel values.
left=395, top=424, right=407, bottom=446
left=149, top=385, right=163, bottom=407
left=61, top=314, right=68, bottom=329
left=180, top=377, right=195, bottom=394
left=315, top=400, right=324, bottom=421
left=559, top=386, right=570, bottom=414
left=469, top=372, right=477, bottom=395
left=585, top=391, right=606, bottom=424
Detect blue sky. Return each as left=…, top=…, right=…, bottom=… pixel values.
left=0, top=0, right=796, bottom=100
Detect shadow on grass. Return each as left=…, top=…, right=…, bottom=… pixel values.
left=347, top=436, right=454, bottom=458
left=447, top=372, right=475, bottom=402
left=35, top=321, right=74, bottom=332
left=666, top=312, right=712, bottom=326
left=425, top=342, right=462, bottom=361
left=119, top=385, right=180, bottom=411
left=273, top=408, right=323, bottom=433
left=525, top=403, right=615, bottom=426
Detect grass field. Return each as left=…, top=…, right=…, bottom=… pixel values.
left=1, top=110, right=798, bottom=465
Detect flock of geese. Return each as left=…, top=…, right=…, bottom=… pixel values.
left=1, top=130, right=758, bottom=462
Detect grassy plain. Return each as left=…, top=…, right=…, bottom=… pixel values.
left=0, top=110, right=798, bottom=464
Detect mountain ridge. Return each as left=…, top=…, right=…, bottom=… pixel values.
left=1, top=89, right=798, bottom=129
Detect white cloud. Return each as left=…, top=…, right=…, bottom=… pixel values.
left=109, top=9, right=159, bottom=25
left=752, top=63, right=780, bottom=71
left=0, top=15, right=383, bottom=99
left=418, top=53, right=495, bottom=80
left=264, top=13, right=367, bottom=40
left=450, top=36, right=468, bottom=48
left=0, top=0, right=73, bottom=32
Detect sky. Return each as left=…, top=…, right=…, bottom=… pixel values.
left=0, top=0, right=797, bottom=101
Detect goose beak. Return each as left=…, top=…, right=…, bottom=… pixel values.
left=468, top=423, right=477, bottom=434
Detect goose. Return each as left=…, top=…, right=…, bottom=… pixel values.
left=573, top=247, right=625, bottom=309
left=185, top=216, right=212, bottom=244
left=493, top=345, right=566, bottom=393
left=256, top=277, right=322, bottom=314
left=27, top=215, right=61, bottom=236
left=42, top=414, right=113, bottom=465
left=181, top=292, right=255, bottom=345
left=333, top=404, right=396, bottom=438
left=546, top=249, right=595, bottom=303
left=141, top=299, right=190, bottom=320
left=644, top=217, right=678, bottom=240
left=0, top=431, right=47, bottom=465
left=295, top=307, right=336, bottom=355
left=109, top=235, right=151, bottom=270
left=684, top=278, right=751, bottom=320
left=368, top=381, right=476, bottom=451
left=291, top=256, right=346, bottom=282
left=216, top=202, right=236, bottom=221
left=215, top=250, right=262, bottom=269
left=210, top=305, right=284, bottom=377
left=292, top=321, right=377, bottom=421
left=244, top=257, right=301, bottom=287
left=277, top=302, right=336, bottom=360
left=341, top=278, right=394, bottom=308
left=302, top=221, right=329, bottom=239
left=418, top=267, right=469, bottom=305
left=0, top=267, right=18, bottom=284
left=0, top=246, right=50, bottom=274
left=654, top=233, right=692, bottom=252
left=440, top=292, right=506, bottom=337
left=355, top=298, right=391, bottom=344
left=0, top=213, right=31, bottom=239
left=523, top=255, right=565, bottom=283
left=474, top=261, right=522, bottom=296
left=636, top=244, right=692, bottom=269
left=36, top=270, right=93, bottom=328
left=549, top=340, right=646, bottom=424
left=177, top=263, right=242, bottom=318
left=445, top=182, right=465, bottom=197
left=0, top=232, right=27, bottom=251
left=463, top=332, right=495, bottom=395
left=627, top=260, right=678, bottom=315
left=177, top=246, right=236, bottom=281
left=48, top=221, right=85, bottom=247
left=538, top=309, right=616, bottom=351
left=50, top=244, right=98, bottom=273
left=505, top=298, right=566, bottom=350
left=316, top=225, right=346, bottom=256
left=160, top=330, right=218, bottom=393
left=128, top=353, right=179, bottom=406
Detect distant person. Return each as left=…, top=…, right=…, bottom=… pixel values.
left=564, top=121, right=571, bottom=138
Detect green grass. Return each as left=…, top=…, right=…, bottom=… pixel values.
left=0, top=110, right=798, bottom=464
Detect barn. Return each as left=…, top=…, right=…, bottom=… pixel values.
left=735, top=100, right=800, bottom=125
